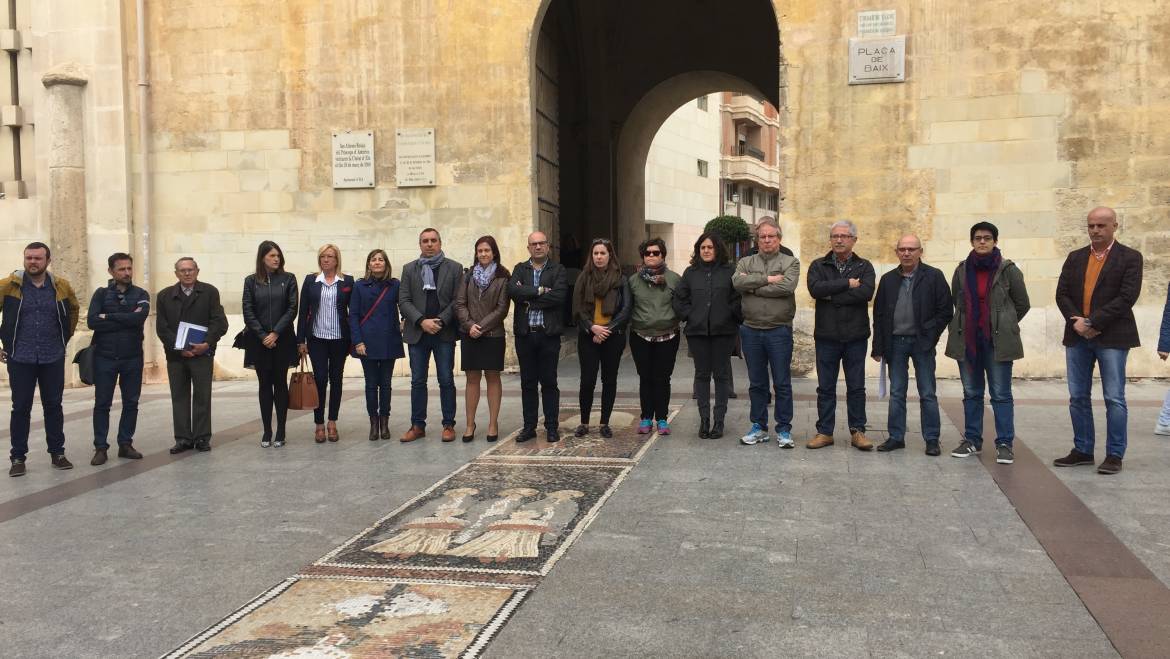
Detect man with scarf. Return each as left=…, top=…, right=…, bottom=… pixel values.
left=508, top=231, right=568, bottom=443
left=944, top=222, right=1030, bottom=465
left=398, top=228, right=464, bottom=442
left=871, top=234, right=952, bottom=455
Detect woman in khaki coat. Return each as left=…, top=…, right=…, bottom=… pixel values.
left=454, top=236, right=511, bottom=442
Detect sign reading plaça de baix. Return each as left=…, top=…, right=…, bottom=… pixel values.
left=332, top=131, right=375, bottom=188
left=395, top=128, right=436, bottom=187
left=848, top=35, right=906, bottom=85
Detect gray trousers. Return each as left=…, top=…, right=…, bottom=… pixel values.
left=167, top=356, right=214, bottom=445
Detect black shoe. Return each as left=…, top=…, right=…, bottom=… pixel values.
left=272, top=430, right=284, bottom=448
left=574, top=424, right=589, bottom=437
left=709, top=420, right=724, bottom=439
left=1054, top=449, right=1094, bottom=467
left=486, top=433, right=499, bottom=442
left=369, top=416, right=379, bottom=441
left=599, top=425, right=613, bottom=438
left=117, top=444, right=143, bottom=459
left=51, top=454, right=73, bottom=470
left=91, top=449, right=108, bottom=466
left=925, top=441, right=941, bottom=456
left=699, top=417, right=710, bottom=439
left=462, top=424, right=476, bottom=443
left=729, top=391, right=738, bottom=399
left=379, top=416, right=391, bottom=440
left=1097, top=455, right=1123, bottom=475
left=170, top=442, right=193, bottom=454
left=195, top=440, right=211, bottom=452
left=516, top=427, right=537, bottom=443
left=260, top=432, right=272, bottom=448
left=547, top=428, right=561, bottom=443
left=876, top=439, right=905, bottom=452
left=9, top=458, right=26, bottom=477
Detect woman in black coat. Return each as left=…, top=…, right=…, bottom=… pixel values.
left=571, top=238, right=631, bottom=439
left=243, top=240, right=298, bottom=448
left=296, top=244, right=354, bottom=443
left=673, top=232, right=741, bottom=439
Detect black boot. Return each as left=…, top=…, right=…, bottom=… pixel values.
left=379, top=416, right=391, bottom=440
left=369, top=416, right=379, bottom=441
left=699, top=417, right=710, bottom=439
left=709, top=418, right=724, bottom=439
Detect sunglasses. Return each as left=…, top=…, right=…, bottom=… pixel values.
left=643, top=250, right=662, bottom=257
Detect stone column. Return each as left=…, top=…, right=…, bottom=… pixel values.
left=41, top=63, right=89, bottom=293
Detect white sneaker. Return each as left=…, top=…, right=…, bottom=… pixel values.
left=741, top=423, right=769, bottom=445
left=777, top=431, right=794, bottom=449
left=1156, top=423, right=1170, bottom=436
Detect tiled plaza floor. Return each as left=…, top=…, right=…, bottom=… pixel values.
left=2, top=350, right=1168, bottom=658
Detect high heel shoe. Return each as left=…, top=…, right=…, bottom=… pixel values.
left=315, top=424, right=326, bottom=443
left=326, top=421, right=339, bottom=442
left=486, top=429, right=499, bottom=442
left=273, top=429, right=286, bottom=448
left=260, top=431, right=273, bottom=448
left=462, top=423, right=476, bottom=443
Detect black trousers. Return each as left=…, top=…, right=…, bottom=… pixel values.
left=308, top=337, right=347, bottom=424
left=578, top=330, right=626, bottom=425
left=629, top=333, right=680, bottom=422
left=688, top=334, right=735, bottom=422
left=516, top=330, right=561, bottom=431
left=167, top=356, right=213, bottom=446
left=256, top=361, right=290, bottom=435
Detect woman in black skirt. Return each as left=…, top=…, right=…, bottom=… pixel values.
left=243, top=240, right=298, bottom=448
left=454, top=235, right=510, bottom=442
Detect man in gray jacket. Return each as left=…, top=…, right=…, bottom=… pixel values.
left=733, top=218, right=800, bottom=447
left=398, top=228, right=464, bottom=442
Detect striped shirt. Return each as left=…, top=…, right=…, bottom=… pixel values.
left=527, top=261, right=545, bottom=328
left=311, top=273, right=342, bottom=340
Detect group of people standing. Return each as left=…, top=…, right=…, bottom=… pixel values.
left=1, top=205, right=1164, bottom=478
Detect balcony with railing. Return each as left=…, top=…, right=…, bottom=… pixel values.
left=721, top=153, right=780, bottom=187
left=721, top=95, right=779, bottom=127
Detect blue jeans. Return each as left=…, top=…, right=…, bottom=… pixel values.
left=1066, top=338, right=1129, bottom=458
left=886, top=335, right=940, bottom=443
left=957, top=346, right=1014, bottom=448
left=740, top=325, right=793, bottom=432
left=407, top=334, right=456, bottom=429
left=1160, top=390, right=1170, bottom=427
left=7, top=359, right=66, bottom=460
left=360, top=358, right=395, bottom=417
left=814, top=338, right=868, bottom=435
left=93, top=354, right=144, bottom=449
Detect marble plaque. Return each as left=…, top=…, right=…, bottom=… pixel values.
left=848, top=35, right=906, bottom=85
left=858, top=9, right=896, bottom=37
left=331, top=131, right=375, bottom=188
left=396, top=128, right=436, bottom=187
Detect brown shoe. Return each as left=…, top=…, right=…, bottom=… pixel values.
left=1097, top=455, right=1123, bottom=475
left=327, top=421, right=340, bottom=442
left=51, top=454, right=73, bottom=470
left=315, top=425, right=327, bottom=444
left=441, top=425, right=456, bottom=442
left=850, top=430, right=874, bottom=451
left=9, top=459, right=25, bottom=477
left=117, top=444, right=143, bottom=459
left=400, top=425, right=426, bottom=442
left=91, top=449, right=108, bottom=466
left=806, top=433, right=834, bottom=449
left=1053, top=449, right=1094, bottom=467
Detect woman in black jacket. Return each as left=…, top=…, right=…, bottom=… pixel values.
left=572, top=238, right=630, bottom=438
left=673, top=233, right=741, bottom=439
left=296, top=244, right=354, bottom=443
left=243, top=240, right=298, bottom=448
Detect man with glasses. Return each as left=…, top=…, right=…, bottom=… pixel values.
left=733, top=218, right=800, bottom=447
left=806, top=220, right=876, bottom=451
left=871, top=235, right=952, bottom=455
left=509, top=231, right=568, bottom=442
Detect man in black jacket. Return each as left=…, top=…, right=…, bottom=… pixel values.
left=156, top=257, right=228, bottom=453
left=806, top=221, right=875, bottom=451
left=871, top=235, right=953, bottom=455
left=87, top=253, right=150, bottom=465
left=508, top=231, right=568, bottom=442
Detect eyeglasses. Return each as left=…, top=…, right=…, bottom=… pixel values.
left=831, top=234, right=855, bottom=240
left=895, top=247, right=920, bottom=254
left=591, top=238, right=612, bottom=246
left=972, top=235, right=995, bottom=243
left=176, top=269, right=197, bottom=274
left=643, top=250, right=662, bottom=257
left=528, top=240, right=548, bottom=247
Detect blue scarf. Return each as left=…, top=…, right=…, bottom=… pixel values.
left=419, top=251, right=446, bottom=290
left=471, top=262, right=497, bottom=290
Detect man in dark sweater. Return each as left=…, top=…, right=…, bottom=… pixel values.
left=87, top=252, right=150, bottom=465
left=806, top=220, right=876, bottom=451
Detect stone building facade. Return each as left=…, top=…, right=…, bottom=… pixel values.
left=1, top=0, right=1167, bottom=379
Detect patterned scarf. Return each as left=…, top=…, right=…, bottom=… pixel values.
left=471, top=262, right=497, bottom=291
left=418, top=251, right=446, bottom=290
left=964, top=247, right=1002, bottom=367
left=639, top=263, right=667, bottom=287
left=574, top=266, right=622, bottom=318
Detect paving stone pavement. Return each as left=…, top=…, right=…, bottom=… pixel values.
left=1, top=349, right=1168, bottom=658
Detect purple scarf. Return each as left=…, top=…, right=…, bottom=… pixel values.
left=964, top=247, right=1002, bottom=367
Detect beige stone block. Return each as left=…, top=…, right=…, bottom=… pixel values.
left=927, top=120, right=980, bottom=144
left=297, top=189, right=335, bottom=212
left=977, top=117, right=1058, bottom=142
left=1002, top=189, right=1056, bottom=213
left=226, top=151, right=263, bottom=170
left=907, top=144, right=951, bottom=170
left=444, top=184, right=490, bottom=208
left=1019, top=69, right=1048, bottom=94
left=259, top=191, right=294, bottom=213
left=936, top=191, right=993, bottom=215
left=268, top=169, right=299, bottom=192
left=220, top=131, right=247, bottom=151
left=190, top=151, right=227, bottom=171
left=1021, top=258, right=1066, bottom=280
left=222, top=192, right=261, bottom=214
left=264, top=149, right=301, bottom=170
left=208, top=171, right=241, bottom=193
left=1008, top=237, right=1058, bottom=259
left=240, top=213, right=280, bottom=233
left=244, top=129, right=290, bottom=150
left=965, top=95, right=1024, bottom=121
left=335, top=189, right=375, bottom=211
left=239, top=170, right=269, bottom=192
left=1018, top=93, right=1067, bottom=117
left=152, top=151, right=191, bottom=172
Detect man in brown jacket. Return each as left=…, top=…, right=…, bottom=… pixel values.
left=1053, top=207, right=1143, bottom=475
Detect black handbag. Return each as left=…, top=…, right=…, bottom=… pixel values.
left=73, top=346, right=95, bottom=386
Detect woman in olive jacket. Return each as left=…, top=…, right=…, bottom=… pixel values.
left=572, top=238, right=631, bottom=439
left=674, top=232, right=742, bottom=439
left=944, top=222, right=1030, bottom=464
left=243, top=240, right=299, bottom=448
left=454, top=235, right=511, bottom=443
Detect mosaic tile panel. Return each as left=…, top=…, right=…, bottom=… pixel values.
left=479, top=407, right=657, bottom=462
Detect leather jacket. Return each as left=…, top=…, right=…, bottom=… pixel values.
left=242, top=272, right=298, bottom=339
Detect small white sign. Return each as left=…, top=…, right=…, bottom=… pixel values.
left=331, top=131, right=376, bottom=189
left=848, top=35, right=906, bottom=85
left=858, top=9, right=896, bottom=37
left=395, top=128, right=436, bottom=187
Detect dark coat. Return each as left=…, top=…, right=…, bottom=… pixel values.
left=508, top=260, right=569, bottom=336
left=243, top=272, right=298, bottom=339
left=1159, top=281, right=1170, bottom=354
left=296, top=273, right=355, bottom=343
left=455, top=274, right=510, bottom=339
left=155, top=281, right=229, bottom=362
left=1055, top=242, right=1143, bottom=349
left=806, top=252, right=875, bottom=343
left=86, top=281, right=150, bottom=360
left=871, top=262, right=953, bottom=358
left=349, top=278, right=405, bottom=361
left=398, top=257, right=464, bottom=344
left=673, top=262, right=741, bottom=336
left=574, top=274, right=632, bottom=335
left=944, top=259, right=1030, bottom=362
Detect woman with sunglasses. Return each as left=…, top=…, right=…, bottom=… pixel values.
left=674, top=232, right=741, bottom=439
left=572, top=238, right=631, bottom=438
left=627, top=238, right=682, bottom=435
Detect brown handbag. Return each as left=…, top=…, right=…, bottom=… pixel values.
left=288, top=355, right=319, bottom=410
